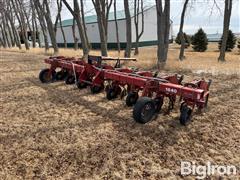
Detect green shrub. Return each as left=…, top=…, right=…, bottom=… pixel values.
left=218, top=30, right=236, bottom=51
left=175, top=32, right=191, bottom=48
left=191, top=28, right=208, bottom=52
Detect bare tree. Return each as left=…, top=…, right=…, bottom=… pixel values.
left=41, top=0, right=59, bottom=54
left=92, top=0, right=113, bottom=56
left=0, top=1, right=9, bottom=48
left=5, top=2, right=22, bottom=49
left=80, top=0, right=90, bottom=48
left=124, top=0, right=132, bottom=57
left=5, top=16, right=22, bottom=49
left=5, top=18, right=14, bottom=47
left=6, top=17, right=15, bottom=47
left=178, top=0, right=189, bottom=61
left=72, top=17, right=79, bottom=50
left=0, top=23, right=9, bottom=48
left=218, top=0, right=232, bottom=61
left=30, top=0, right=36, bottom=47
left=34, top=1, right=49, bottom=51
left=34, top=13, right=41, bottom=47
left=114, top=0, right=120, bottom=54
left=0, top=36, right=3, bottom=47
left=54, top=0, right=67, bottom=48
left=19, top=0, right=32, bottom=34
left=155, top=0, right=170, bottom=69
left=11, top=0, right=30, bottom=50
left=134, top=0, right=144, bottom=55
left=62, top=0, right=90, bottom=58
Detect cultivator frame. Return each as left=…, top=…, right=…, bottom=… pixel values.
left=39, top=55, right=211, bottom=125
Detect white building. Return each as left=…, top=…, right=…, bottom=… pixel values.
left=55, top=6, right=173, bottom=48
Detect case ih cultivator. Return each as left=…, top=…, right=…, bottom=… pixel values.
left=39, top=55, right=211, bottom=125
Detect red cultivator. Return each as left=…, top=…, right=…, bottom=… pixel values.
left=39, top=55, right=211, bottom=125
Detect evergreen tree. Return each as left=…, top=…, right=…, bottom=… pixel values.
left=237, top=39, right=240, bottom=50
left=218, top=30, right=236, bottom=51
left=175, top=32, right=191, bottom=48
left=191, top=28, right=208, bottom=52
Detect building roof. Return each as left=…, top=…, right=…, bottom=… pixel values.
left=60, top=5, right=156, bottom=27
left=60, top=10, right=126, bottom=27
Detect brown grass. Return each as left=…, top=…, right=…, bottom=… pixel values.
left=0, top=45, right=240, bottom=179
left=2, top=42, right=239, bottom=75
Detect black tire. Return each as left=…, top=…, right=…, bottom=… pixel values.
left=65, top=75, right=75, bottom=85
left=55, top=70, right=68, bottom=81
left=77, top=81, right=87, bottom=89
left=126, top=92, right=139, bottom=106
left=39, top=68, right=56, bottom=83
left=133, top=97, right=156, bottom=124
left=90, top=85, right=102, bottom=94
left=179, top=103, right=192, bottom=125
left=106, top=88, right=118, bottom=100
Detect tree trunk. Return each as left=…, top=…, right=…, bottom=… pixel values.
left=2, top=16, right=12, bottom=48
left=96, top=11, right=108, bottom=56
left=134, top=0, right=144, bottom=55
left=218, top=0, right=232, bottom=62
left=34, top=2, right=49, bottom=50
left=104, top=0, right=113, bottom=40
left=11, top=0, right=29, bottom=50
left=59, top=13, right=67, bottom=48
left=6, top=7, right=22, bottom=49
left=156, top=0, right=170, bottom=69
left=17, top=0, right=33, bottom=47
left=0, top=37, right=3, bottom=47
left=0, top=24, right=8, bottom=48
left=35, top=19, right=41, bottom=48
left=124, top=0, right=132, bottom=57
left=56, top=0, right=67, bottom=48
left=42, top=0, right=58, bottom=54
left=92, top=0, right=108, bottom=56
left=74, top=0, right=89, bottom=58
left=72, top=18, right=78, bottom=50
left=31, top=0, right=37, bottom=48
left=178, top=0, right=189, bottom=61
left=62, top=0, right=89, bottom=58
left=6, top=19, right=15, bottom=47
left=7, top=17, right=19, bottom=48
left=80, top=0, right=90, bottom=49
left=114, top=0, right=120, bottom=54
left=42, top=29, right=49, bottom=51
left=18, top=0, right=32, bottom=32
left=3, top=13, right=15, bottom=47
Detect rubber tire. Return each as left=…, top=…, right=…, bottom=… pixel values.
left=179, top=103, right=192, bottom=125
left=77, top=81, right=87, bottom=89
left=106, top=88, right=118, bottom=100
left=39, top=68, right=56, bottom=83
left=133, top=97, right=156, bottom=124
left=55, top=70, right=67, bottom=81
left=65, top=75, right=75, bottom=85
left=90, top=85, right=102, bottom=94
left=126, top=92, right=139, bottom=106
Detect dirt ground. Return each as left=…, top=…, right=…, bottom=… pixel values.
left=0, top=48, right=240, bottom=179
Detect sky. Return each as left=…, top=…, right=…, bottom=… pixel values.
left=60, top=0, right=240, bottom=35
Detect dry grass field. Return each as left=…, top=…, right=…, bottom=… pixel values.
left=0, top=44, right=240, bottom=179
